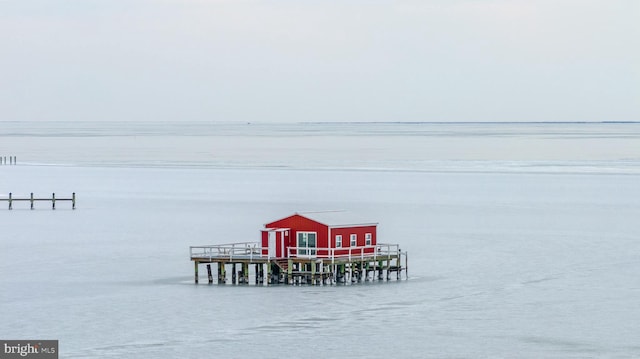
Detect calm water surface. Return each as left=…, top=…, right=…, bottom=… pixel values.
left=1, top=122, right=639, bottom=358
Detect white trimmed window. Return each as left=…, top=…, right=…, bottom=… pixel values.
left=335, top=235, right=342, bottom=248
left=297, top=232, right=317, bottom=256
left=365, top=233, right=372, bottom=246
left=350, top=234, right=357, bottom=247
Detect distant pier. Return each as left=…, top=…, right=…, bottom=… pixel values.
left=1, top=193, right=76, bottom=210
left=1, top=156, right=17, bottom=165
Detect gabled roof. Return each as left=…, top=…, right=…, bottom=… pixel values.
left=296, top=210, right=378, bottom=228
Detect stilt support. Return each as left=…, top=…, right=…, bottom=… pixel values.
left=232, top=263, right=237, bottom=284
left=265, top=262, right=271, bottom=285
left=242, top=262, right=249, bottom=284
left=405, top=252, right=408, bottom=279
left=220, top=262, right=226, bottom=283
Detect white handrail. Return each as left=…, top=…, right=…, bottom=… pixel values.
left=191, top=243, right=401, bottom=261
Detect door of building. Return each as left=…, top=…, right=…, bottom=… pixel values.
left=268, top=231, right=276, bottom=257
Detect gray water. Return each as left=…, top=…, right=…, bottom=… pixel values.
left=1, top=122, right=639, bottom=358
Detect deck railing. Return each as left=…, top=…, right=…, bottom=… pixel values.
left=190, top=242, right=262, bottom=261
left=1, top=192, right=76, bottom=210
left=190, top=242, right=402, bottom=262
left=287, top=243, right=401, bottom=262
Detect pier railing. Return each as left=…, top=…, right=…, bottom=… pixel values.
left=190, top=242, right=263, bottom=261
left=287, top=243, right=401, bottom=262
left=190, top=242, right=402, bottom=262
left=1, top=192, right=76, bottom=210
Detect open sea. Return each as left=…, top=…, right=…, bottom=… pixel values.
left=1, top=121, right=639, bottom=358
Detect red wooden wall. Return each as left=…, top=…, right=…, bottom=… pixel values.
left=266, top=215, right=328, bottom=256
left=330, top=225, right=376, bottom=256
left=264, top=214, right=378, bottom=258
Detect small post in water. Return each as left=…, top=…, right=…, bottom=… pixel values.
left=52, top=192, right=56, bottom=210
left=8, top=192, right=12, bottom=210
left=72, top=192, right=76, bottom=210
left=207, top=264, right=213, bottom=284
left=397, top=248, right=401, bottom=280
left=30, top=192, right=34, bottom=210
left=405, top=252, right=408, bottom=279
left=232, top=263, right=237, bottom=284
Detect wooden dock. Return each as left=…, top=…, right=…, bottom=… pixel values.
left=1, top=192, right=76, bottom=210
left=190, top=242, right=408, bottom=285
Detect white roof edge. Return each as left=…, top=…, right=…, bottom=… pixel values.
left=297, top=210, right=345, bottom=214
left=329, top=223, right=378, bottom=228
left=264, top=211, right=377, bottom=228
left=297, top=210, right=377, bottom=227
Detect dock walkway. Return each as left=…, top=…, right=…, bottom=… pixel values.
left=190, top=242, right=407, bottom=285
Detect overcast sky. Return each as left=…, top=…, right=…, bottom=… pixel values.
left=0, top=0, right=638, bottom=123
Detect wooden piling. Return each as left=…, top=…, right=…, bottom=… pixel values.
left=52, top=193, right=56, bottom=210
left=397, top=250, right=401, bottom=280
left=219, top=262, right=226, bottom=283
left=254, top=264, right=259, bottom=284
left=72, top=192, right=76, bottom=210
left=194, top=261, right=199, bottom=284
left=8, top=192, right=12, bottom=210
left=405, top=252, right=408, bottom=279
left=386, top=259, right=390, bottom=281
left=242, top=262, right=249, bottom=284
left=352, top=263, right=357, bottom=282
left=232, top=263, right=237, bottom=284
left=266, top=262, right=271, bottom=285
left=365, top=262, right=371, bottom=281
left=207, top=264, right=213, bottom=284
left=30, top=193, right=34, bottom=210
left=331, top=264, right=336, bottom=284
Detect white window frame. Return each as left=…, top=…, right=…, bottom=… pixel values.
left=350, top=234, right=357, bottom=247
left=365, top=233, right=372, bottom=246
left=297, top=231, right=317, bottom=257
left=335, top=235, right=342, bottom=248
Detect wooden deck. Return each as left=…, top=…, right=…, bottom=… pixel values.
left=190, top=242, right=408, bottom=285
